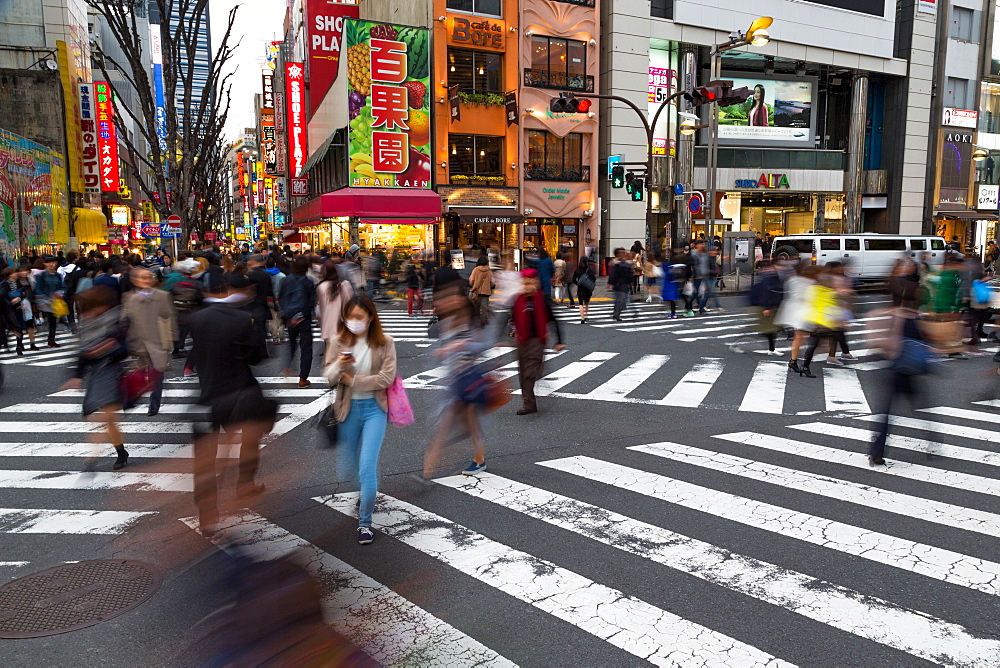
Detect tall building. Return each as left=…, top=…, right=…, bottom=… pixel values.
left=150, top=0, right=213, bottom=130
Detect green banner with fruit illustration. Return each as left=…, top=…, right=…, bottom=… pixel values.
left=345, top=19, right=430, bottom=189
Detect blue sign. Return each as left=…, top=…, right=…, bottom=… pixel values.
left=674, top=183, right=685, bottom=196
left=607, top=155, right=620, bottom=181
left=160, top=226, right=181, bottom=238
left=140, top=223, right=164, bottom=237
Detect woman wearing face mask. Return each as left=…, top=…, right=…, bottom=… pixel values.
left=323, top=294, right=397, bottom=545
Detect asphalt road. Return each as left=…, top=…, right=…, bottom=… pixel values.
left=1, top=293, right=999, bottom=666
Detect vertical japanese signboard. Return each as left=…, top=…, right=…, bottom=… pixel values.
left=345, top=19, right=430, bottom=188
left=285, top=62, right=307, bottom=177
left=78, top=83, right=100, bottom=194
left=306, top=0, right=360, bottom=117
left=94, top=81, right=119, bottom=193
left=150, top=26, right=168, bottom=152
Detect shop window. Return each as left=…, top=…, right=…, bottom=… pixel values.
left=845, top=239, right=860, bottom=251
left=448, top=48, right=503, bottom=94
left=525, top=130, right=589, bottom=181
left=525, top=36, right=592, bottom=92
left=446, top=0, right=501, bottom=16
left=449, top=134, right=504, bottom=185
left=819, top=239, right=840, bottom=251
left=931, top=239, right=946, bottom=250
left=910, top=239, right=926, bottom=251
left=865, top=239, right=906, bottom=251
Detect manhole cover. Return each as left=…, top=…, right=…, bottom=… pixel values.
left=0, top=559, right=162, bottom=638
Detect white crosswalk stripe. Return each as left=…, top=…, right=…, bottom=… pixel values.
left=313, top=313, right=435, bottom=343
left=403, top=348, right=877, bottom=415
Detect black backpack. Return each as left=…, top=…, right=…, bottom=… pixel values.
left=171, top=276, right=203, bottom=312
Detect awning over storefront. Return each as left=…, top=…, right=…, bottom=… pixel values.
left=936, top=210, right=999, bottom=220
left=360, top=218, right=436, bottom=225
left=447, top=206, right=524, bottom=226
left=72, top=207, right=107, bottom=244
left=292, top=187, right=442, bottom=225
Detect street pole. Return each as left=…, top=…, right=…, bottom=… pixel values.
left=705, top=50, right=722, bottom=250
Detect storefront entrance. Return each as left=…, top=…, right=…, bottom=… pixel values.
left=523, top=218, right=580, bottom=258
left=695, top=192, right=846, bottom=238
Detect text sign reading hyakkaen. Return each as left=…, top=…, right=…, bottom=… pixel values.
left=345, top=19, right=431, bottom=188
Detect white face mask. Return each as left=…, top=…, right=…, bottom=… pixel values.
left=345, top=319, right=369, bottom=335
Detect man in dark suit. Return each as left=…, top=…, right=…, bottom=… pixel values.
left=187, top=273, right=277, bottom=532
left=245, top=253, right=273, bottom=347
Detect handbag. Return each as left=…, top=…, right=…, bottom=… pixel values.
left=892, top=337, right=934, bottom=376
left=121, top=365, right=161, bottom=404
left=485, top=375, right=512, bottom=413
left=51, top=297, right=69, bottom=317
left=316, top=405, right=339, bottom=447
left=576, top=272, right=595, bottom=292
left=682, top=280, right=695, bottom=297
left=386, top=376, right=414, bottom=427
left=456, top=366, right=491, bottom=405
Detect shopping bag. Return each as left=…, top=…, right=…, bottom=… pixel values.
left=121, top=366, right=161, bottom=404
left=386, top=376, right=414, bottom=427
left=51, top=297, right=69, bottom=318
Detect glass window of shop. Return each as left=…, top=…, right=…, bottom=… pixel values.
left=530, top=36, right=587, bottom=84
left=526, top=130, right=584, bottom=181
left=446, top=0, right=501, bottom=16
left=449, top=134, right=504, bottom=184
left=522, top=218, right=578, bottom=259
left=448, top=48, right=502, bottom=93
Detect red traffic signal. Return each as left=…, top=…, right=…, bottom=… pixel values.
left=550, top=92, right=592, bottom=114
left=683, top=80, right=733, bottom=107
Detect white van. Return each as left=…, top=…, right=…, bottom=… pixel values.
left=770, top=234, right=948, bottom=281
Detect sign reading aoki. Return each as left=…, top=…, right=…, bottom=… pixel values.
left=735, top=174, right=791, bottom=189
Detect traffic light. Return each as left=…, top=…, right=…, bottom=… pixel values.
left=716, top=84, right=753, bottom=107
left=549, top=92, right=592, bottom=113
left=683, top=80, right=731, bottom=107
left=630, top=177, right=644, bottom=202
left=611, top=164, right=625, bottom=189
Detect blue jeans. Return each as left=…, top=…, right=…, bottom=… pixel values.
left=337, top=398, right=387, bottom=528
left=693, top=278, right=711, bottom=310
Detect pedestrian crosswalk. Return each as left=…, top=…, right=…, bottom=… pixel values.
left=3, top=367, right=999, bottom=662
left=190, top=404, right=999, bottom=665
left=309, top=311, right=434, bottom=344
left=403, top=346, right=877, bottom=415
left=0, top=327, right=79, bottom=367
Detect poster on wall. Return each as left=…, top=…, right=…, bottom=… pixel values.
left=344, top=19, right=431, bottom=188
left=306, top=0, right=360, bottom=117
left=0, top=129, right=60, bottom=254
left=717, top=76, right=814, bottom=145
left=648, top=61, right=678, bottom=156
left=918, top=0, right=936, bottom=15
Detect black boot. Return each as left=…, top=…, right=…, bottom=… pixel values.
left=15, top=340, right=23, bottom=356
left=788, top=359, right=801, bottom=373
left=799, top=365, right=816, bottom=379
left=112, top=444, right=129, bottom=470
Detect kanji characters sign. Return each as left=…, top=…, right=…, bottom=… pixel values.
left=344, top=20, right=430, bottom=189
left=285, top=62, right=307, bottom=178
left=78, top=83, right=100, bottom=194
left=94, top=81, right=120, bottom=193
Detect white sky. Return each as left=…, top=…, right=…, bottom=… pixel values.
left=210, top=0, right=288, bottom=142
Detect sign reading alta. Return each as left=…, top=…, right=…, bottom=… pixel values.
left=735, top=174, right=790, bottom=189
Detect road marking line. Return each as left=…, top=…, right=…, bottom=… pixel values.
left=436, top=472, right=1000, bottom=664
left=0, top=470, right=191, bottom=492
left=316, top=494, right=790, bottom=668
left=403, top=347, right=512, bottom=389
left=0, top=508, right=155, bottom=534
left=714, top=431, right=1000, bottom=497
left=739, top=362, right=786, bottom=414
left=570, top=354, right=670, bottom=402
left=0, top=402, right=300, bottom=415
left=514, top=352, right=617, bottom=397
left=182, top=511, right=514, bottom=667
left=823, top=368, right=871, bottom=413
left=857, top=415, right=1000, bottom=442
left=787, top=422, right=1000, bottom=468
left=918, top=406, right=1000, bottom=423
left=630, top=441, right=1000, bottom=538
left=659, top=358, right=724, bottom=407
left=539, top=456, right=1000, bottom=597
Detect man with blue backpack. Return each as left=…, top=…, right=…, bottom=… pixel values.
left=279, top=255, right=317, bottom=388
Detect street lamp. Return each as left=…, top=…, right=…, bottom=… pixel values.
left=973, top=148, right=988, bottom=162
left=704, top=17, right=774, bottom=249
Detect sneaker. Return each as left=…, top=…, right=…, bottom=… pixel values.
left=825, top=356, right=844, bottom=366
left=645, top=296, right=653, bottom=303
left=685, top=310, right=695, bottom=317
left=767, top=350, right=783, bottom=356
left=462, top=461, right=487, bottom=475
left=948, top=352, right=970, bottom=360
left=698, top=308, right=707, bottom=315
left=357, top=527, right=374, bottom=545
left=839, top=354, right=858, bottom=362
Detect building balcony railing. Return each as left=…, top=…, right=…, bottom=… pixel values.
left=522, top=69, right=594, bottom=93
left=449, top=173, right=508, bottom=187
left=552, top=0, right=595, bottom=6
left=523, top=164, right=591, bottom=182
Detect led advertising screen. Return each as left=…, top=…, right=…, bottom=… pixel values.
left=717, top=76, right=815, bottom=146
left=804, top=0, right=885, bottom=15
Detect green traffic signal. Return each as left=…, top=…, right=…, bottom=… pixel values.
left=611, top=164, right=625, bottom=189
left=631, top=178, right=644, bottom=201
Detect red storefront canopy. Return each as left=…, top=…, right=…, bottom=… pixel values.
left=292, top=187, right=442, bottom=225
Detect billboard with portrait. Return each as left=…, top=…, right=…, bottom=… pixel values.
left=716, top=76, right=815, bottom=147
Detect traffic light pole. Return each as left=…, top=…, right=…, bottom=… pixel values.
left=705, top=51, right=723, bottom=249
left=574, top=91, right=686, bottom=255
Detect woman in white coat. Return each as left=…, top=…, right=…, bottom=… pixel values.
left=774, top=265, right=822, bottom=372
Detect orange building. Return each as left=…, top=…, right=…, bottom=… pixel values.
left=433, top=0, right=523, bottom=257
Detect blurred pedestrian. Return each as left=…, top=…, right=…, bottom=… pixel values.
left=279, top=256, right=317, bottom=388
left=775, top=265, right=821, bottom=373
left=573, top=255, right=597, bottom=324
left=323, top=295, right=397, bottom=545
left=35, top=255, right=64, bottom=347
left=62, top=286, right=128, bottom=470
left=468, top=255, right=494, bottom=327
left=921, top=254, right=968, bottom=359
left=609, top=248, right=634, bottom=321
left=662, top=251, right=689, bottom=319
left=644, top=253, right=662, bottom=303
left=421, top=291, right=494, bottom=479
left=404, top=260, right=424, bottom=316
left=170, top=258, right=205, bottom=360
left=797, top=273, right=849, bottom=378
left=507, top=269, right=565, bottom=415
left=535, top=249, right=555, bottom=299
left=0, top=267, right=38, bottom=353
left=745, top=261, right=783, bottom=355
left=121, top=268, right=176, bottom=416
left=822, top=262, right=858, bottom=365
left=689, top=240, right=713, bottom=314
left=245, top=254, right=274, bottom=348
left=552, top=253, right=566, bottom=303
left=188, top=274, right=277, bottom=533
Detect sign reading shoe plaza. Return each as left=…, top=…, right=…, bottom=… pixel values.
left=735, top=174, right=791, bottom=188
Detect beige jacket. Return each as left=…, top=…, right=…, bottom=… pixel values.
left=323, top=334, right=397, bottom=422
left=120, top=290, right=177, bottom=372
left=469, top=265, right=493, bottom=296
